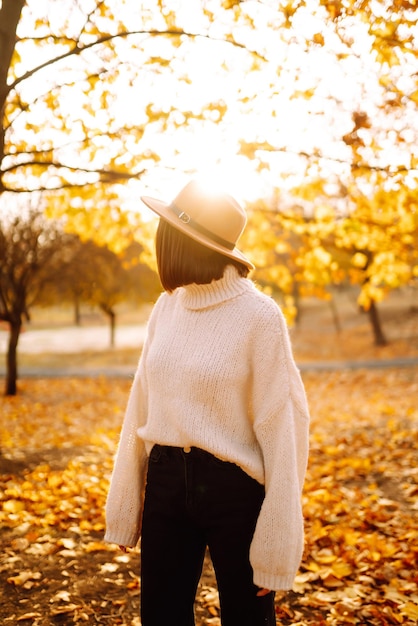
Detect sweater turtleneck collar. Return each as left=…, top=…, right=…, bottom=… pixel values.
left=178, top=265, right=253, bottom=311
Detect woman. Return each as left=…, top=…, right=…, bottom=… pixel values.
left=104, top=180, right=310, bottom=626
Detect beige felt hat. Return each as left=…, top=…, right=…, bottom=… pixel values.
left=141, top=180, right=254, bottom=270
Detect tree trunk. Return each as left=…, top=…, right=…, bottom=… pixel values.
left=74, top=295, right=81, bottom=326
left=329, top=297, right=342, bottom=334
left=109, top=310, right=116, bottom=348
left=99, top=304, right=116, bottom=347
left=368, top=300, right=387, bottom=346
left=5, top=320, right=21, bottom=396
left=0, top=0, right=26, bottom=189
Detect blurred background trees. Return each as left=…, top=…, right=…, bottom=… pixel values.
left=0, top=206, right=159, bottom=395
left=0, top=0, right=417, bottom=394
left=55, top=237, right=159, bottom=344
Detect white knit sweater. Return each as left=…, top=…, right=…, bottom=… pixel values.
left=104, top=265, right=310, bottom=591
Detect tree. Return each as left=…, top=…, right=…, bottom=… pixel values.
left=237, top=1, right=417, bottom=342
left=3, top=1, right=413, bottom=226
left=334, top=186, right=418, bottom=345
left=63, top=240, right=143, bottom=348
left=35, top=236, right=160, bottom=346
left=1, top=0, right=417, bottom=353
left=0, top=1, right=25, bottom=191
left=281, top=175, right=418, bottom=346
left=1, top=0, right=263, bottom=247
left=0, top=206, right=70, bottom=395
left=56, top=237, right=129, bottom=342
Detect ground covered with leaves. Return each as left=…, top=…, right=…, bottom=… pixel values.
left=1, top=367, right=417, bottom=625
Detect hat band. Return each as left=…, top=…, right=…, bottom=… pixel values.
left=169, top=203, right=235, bottom=250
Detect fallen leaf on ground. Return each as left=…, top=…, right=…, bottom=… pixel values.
left=0, top=370, right=417, bottom=625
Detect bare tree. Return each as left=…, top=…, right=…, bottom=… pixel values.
left=0, top=206, right=69, bottom=395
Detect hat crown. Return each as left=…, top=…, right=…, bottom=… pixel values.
left=140, top=179, right=254, bottom=270
left=171, top=181, right=246, bottom=248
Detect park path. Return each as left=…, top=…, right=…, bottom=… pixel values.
left=0, top=324, right=417, bottom=378
left=0, top=323, right=147, bottom=354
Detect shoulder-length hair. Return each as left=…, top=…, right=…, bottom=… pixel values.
left=155, top=219, right=249, bottom=292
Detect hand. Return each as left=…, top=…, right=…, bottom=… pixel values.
left=256, top=588, right=271, bottom=597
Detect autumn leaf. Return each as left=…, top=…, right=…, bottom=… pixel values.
left=1, top=369, right=417, bottom=624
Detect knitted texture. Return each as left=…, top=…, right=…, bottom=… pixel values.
left=104, top=265, right=310, bottom=591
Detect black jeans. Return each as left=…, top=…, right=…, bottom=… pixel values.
left=140, top=445, right=276, bottom=626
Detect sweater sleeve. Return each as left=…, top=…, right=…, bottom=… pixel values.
left=104, top=358, right=149, bottom=547
left=249, top=303, right=310, bottom=591
left=104, top=296, right=166, bottom=546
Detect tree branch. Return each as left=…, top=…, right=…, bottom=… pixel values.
left=2, top=159, right=145, bottom=178
left=252, top=145, right=418, bottom=176
left=7, top=29, right=267, bottom=95
left=2, top=163, right=147, bottom=193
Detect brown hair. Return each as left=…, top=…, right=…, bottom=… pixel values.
left=156, top=219, right=249, bottom=292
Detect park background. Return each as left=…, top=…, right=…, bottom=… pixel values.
left=1, top=1, right=417, bottom=624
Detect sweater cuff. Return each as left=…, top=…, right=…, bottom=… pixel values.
left=253, top=569, right=296, bottom=592
left=104, top=529, right=139, bottom=548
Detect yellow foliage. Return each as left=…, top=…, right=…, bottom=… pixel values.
left=357, top=284, right=386, bottom=309
left=312, top=33, right=325, bottom=46
left=313, top=204, right=335, bottom=222
left=311, top=246, right=332, bottom=266
left=1, top=0, right=417, bottom=334
left=352, top=252, right=368, bottom=269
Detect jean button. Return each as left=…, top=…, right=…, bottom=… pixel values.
left=183, top=446, right=191, bottom=453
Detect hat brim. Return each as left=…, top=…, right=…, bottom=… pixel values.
left=141, top=195, right=255, bottom=270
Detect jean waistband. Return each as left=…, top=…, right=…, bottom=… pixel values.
left=152, top=444, right=222, bottom=461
